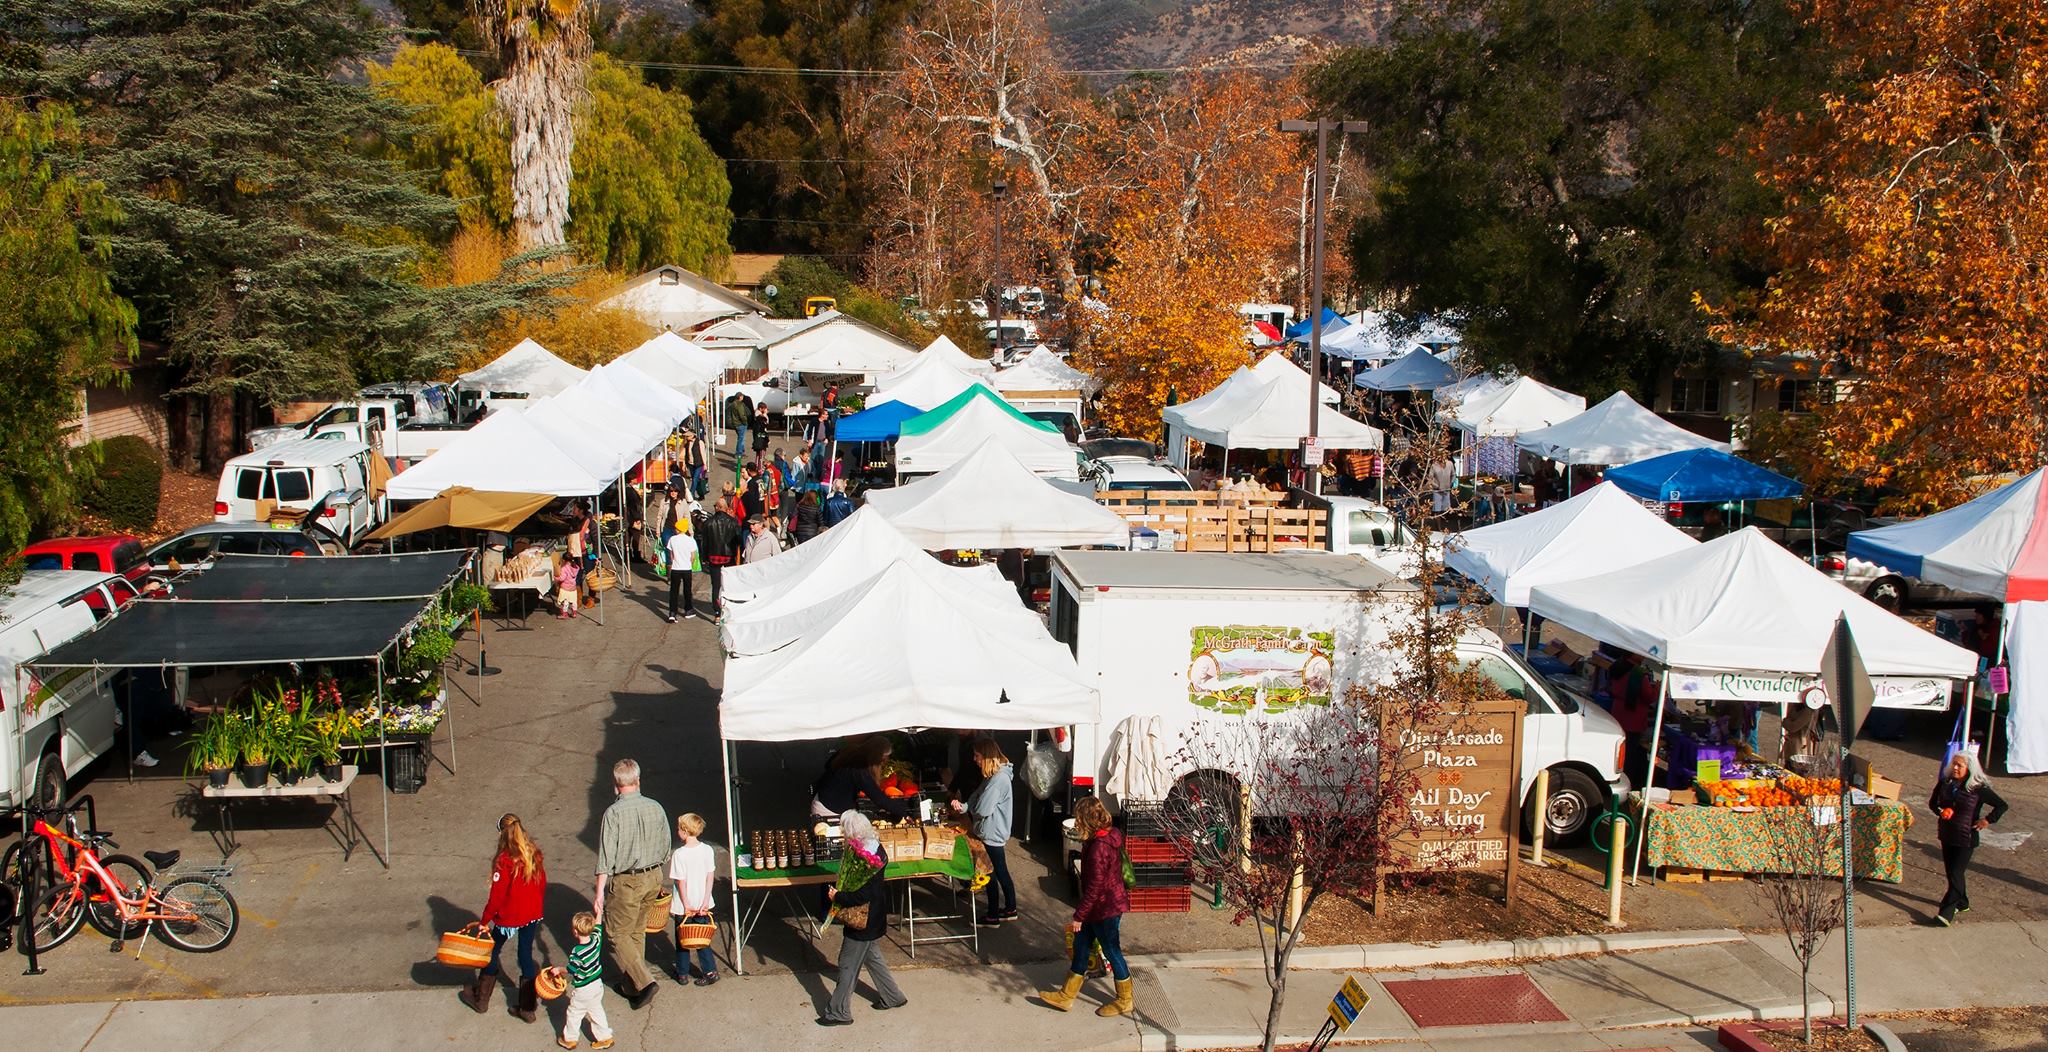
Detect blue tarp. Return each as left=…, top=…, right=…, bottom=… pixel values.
left=1283, top=308, right=1349, bottom=342
left=1357, top=348, right=1459, bottom=392
left=835, top=400, right=927, bottom=442
left=1604, top=448, right=1804, bottom=504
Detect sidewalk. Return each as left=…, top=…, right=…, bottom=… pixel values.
left=7, top=920, right=2043, bottom=1051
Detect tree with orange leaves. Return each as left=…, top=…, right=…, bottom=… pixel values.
left=1076, top=74, right=1300, bottom=437
left=1715, top=0, right=2048, bottom=512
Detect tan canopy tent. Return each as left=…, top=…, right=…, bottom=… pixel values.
left=365, top=487, right=553, bottom=540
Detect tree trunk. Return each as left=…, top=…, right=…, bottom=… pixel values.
left=1265, top=934, right=1294, bottom=1052
left=500, top=57, right=582, bottom=250
left=204, top=390, right=235, bottom=471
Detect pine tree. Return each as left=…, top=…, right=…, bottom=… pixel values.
left=5, top=0, right=564, bottom=465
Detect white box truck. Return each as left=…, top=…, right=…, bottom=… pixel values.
left=1, top=571, right=139, bottom=810
left=1046, top=550, right=1628, bottom=848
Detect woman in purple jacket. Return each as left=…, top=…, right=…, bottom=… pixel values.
left=1930, top=751, right=2008, bottom=926
left=1038, top=797, right=1134, bottom=1017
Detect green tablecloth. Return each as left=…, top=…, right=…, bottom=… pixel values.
left=736, top=835, right=973, bottom=883
left=1631, top=794, right=1915, bottom=883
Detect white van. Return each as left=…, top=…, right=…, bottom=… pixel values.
left=1, top=571, right=138, bottom=810
left=1047, top=550, right=1628, bottom=848
left=215, top=438, right=381, bottom=547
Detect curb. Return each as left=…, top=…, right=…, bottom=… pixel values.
left=1128, top=928, right=1746, bottom=973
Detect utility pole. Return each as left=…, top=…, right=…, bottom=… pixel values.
left=1280, top=119, right=1367, bottom=495
left=991, top=178, right=1008, bottom=360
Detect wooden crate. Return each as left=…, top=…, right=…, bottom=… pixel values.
left=1661, top=866, right=1749, bottom=883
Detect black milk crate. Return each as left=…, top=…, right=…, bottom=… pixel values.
left=1130, top=862, right=1189, bottom=889
left=1122, top=803, right=1171, bottom=838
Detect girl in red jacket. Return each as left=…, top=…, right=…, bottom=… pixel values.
left=461, top=813, right=548, bottom=1022
left=1038, top=797, right=1134, bottom=1017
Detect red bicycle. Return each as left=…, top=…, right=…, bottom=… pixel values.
left=23, top=819, right=239, bottom=954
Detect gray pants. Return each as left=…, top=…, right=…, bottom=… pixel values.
left=824, top=937, right=906, bottom=1021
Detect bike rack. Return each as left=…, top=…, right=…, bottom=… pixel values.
left=8, top=794, right=101, bottom=976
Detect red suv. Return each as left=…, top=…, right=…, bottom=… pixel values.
left=18, top=534, right=153, bottom=588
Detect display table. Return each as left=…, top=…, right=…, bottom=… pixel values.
left=201, top=766, right=369, bottom=864
left=730, top=836, right=978, bottom=971
left=1630, top=793, right=1914, bottom=883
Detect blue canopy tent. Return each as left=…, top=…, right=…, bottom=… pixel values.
left=1283, top=308, right=1349, bottom=342
left=835, top=400, right=927, bottom=442
left=1357, top=348, right=1459, bottom=392
left=1604, top=448, right=1804, bottom=503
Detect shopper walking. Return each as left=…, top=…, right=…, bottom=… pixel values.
left=1930, top=750, right=2009, bottom=926
left=697, top=502, right=741, bottom=614
left=664, top=515, right=700, bottom=622
left=559, top=911, right=615, bottom=1049
left=667, top=813, right=719, bottom=986
left=953, top=739, right=1018, bottom=924
left=461, top=813, right=548, bottom=1021
left=742, top=517, right=783, bottom=564
left=752, top=404, right=771, bottom=460
left=1039, top=797, right=1134, bottom=1017
left=790, top=489, right=824, bottom=545
left=593, top=759, right=670, bottom=1008
left=817, top=811, right=907, bottom=1026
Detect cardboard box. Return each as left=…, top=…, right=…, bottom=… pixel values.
left=1865, top=773, right=1902, bottom=801
left=923, top=824, right=961, bottom=861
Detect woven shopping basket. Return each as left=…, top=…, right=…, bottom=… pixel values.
left=436, top=923, right=493, bottom=969
left=587, top=567, right=620, bottom=592
left=676, top=918, right=717, bottom=949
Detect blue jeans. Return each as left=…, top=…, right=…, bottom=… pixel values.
left=484, top=920, right=539, bottom=979
left=1071, top=916, right=1129, bottom=981
left=984, top=844, right=1017, bottom=914
left=674, top=914, right=716, bottom=978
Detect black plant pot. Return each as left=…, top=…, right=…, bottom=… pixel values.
left=319, top=761, right=345, bottom=783
left=238, top=762, right=271, bottom=789
left=205, top=768, right=231, bottom=790
left=277, top=766, right=303, bottom=787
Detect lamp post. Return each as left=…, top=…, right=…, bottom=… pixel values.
left=1279, top=119, right=1367, bottom=495
left=991, top=178, right=1009, bottom=359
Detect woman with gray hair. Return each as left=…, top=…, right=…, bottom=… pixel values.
left=1929, top=750, right=2009, bottom=926
left=817, top=810, right=906, bottom=1025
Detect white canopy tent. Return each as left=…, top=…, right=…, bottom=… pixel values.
left=862, top=440, right=1132, bottom=550
left=1251, top=351, right=1342, bottom=405
left=1447, top=482, right=1698, bottom=608
left=994, top=347, right=1098, bottom=395
left=1434, top=371, right=1511, bottom=407
left=1317, top=312, right=1411, bottom=363
left=619, top=331, right=727, bottom=391
left=868, top=351, right=984, bottom=409
left=533, top=386, right=670, bottom=459
left=718, top=506, right=923, bottom=606
left=910, top=334, right=995, bottom=379
left=458, top=338, right=586, bottom=398
left=895, top=391, right=1080, bottom=479
left=577, top=360, right=698, bottom=428
left=1515, top=391, right=1728, bottom=466
left=766, top=312, right=918, bottom=378
left=1175, top=369, right=1384, bottom=454
left=1439, top=375, right=1586, bottom=437
left=521, top=397, right=661, bottom=481
left=721, top=554, right=1026, bottom=657
left=387, top=409, right=608, bottom=499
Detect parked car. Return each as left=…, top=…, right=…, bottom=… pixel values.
left=0, top=570, right=141, bottom=809
left=1784, top=536, right=1976, bottom=610
left=215, top=438, right=382, bottom=546
left=145, top=522, right=345, bottom=574
left=18, top=535, right=152, bottom=589
left=1080, top=437, right=1160, bottom=462
left=1085, top=456, right=1192, bottom=493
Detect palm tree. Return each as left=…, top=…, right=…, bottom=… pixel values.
left=471, top=0, right=590, bottom=249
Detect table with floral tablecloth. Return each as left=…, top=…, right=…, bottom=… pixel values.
left=1630, top=794, right=1915, bottom=883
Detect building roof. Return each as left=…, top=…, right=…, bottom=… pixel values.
left=1051, top=550, right=1408, bottom=593
left=600, top=264, right=769, bottom=327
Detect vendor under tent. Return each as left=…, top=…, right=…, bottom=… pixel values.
left=720, top=506, right=928, bottom=607
left=867, top=352, right=984, bottom=409
left=458, top=338, right=586, bottom=398
left=1356, top=347, right=1459, bottom=393
left=28, top=590, right=467, bottom=866
left=620, top=330, right=727, bottom=390
left=833, top=400, right=927, bottom=442
left=1447, top=481, right=1697, bottom=608
left=895, top=385, right=1078, bottom=480
left=1526, top=527, right=1978, bottom=883
left=1515, top=391, right=1730, bottom=467
left=862, top=439, right=1133, bottom=550
left=1848, top=467, right=2047, bottom=772
left=1603, top=447, right=1803, bottom=504
left=365, top=487, right=553, bottom=541
left=386, top=410, right=608, bottom=500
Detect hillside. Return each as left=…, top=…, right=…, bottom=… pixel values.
left=1046, top=0, right=1397, bottom=70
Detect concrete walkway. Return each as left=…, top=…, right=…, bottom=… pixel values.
left=5, top=920, right=2039, bottom=1051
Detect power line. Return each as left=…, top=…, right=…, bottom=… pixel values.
left=450, top=47, right=1306, bottom=79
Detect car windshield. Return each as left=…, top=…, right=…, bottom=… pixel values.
left=1084, top=439, right=1156, bottom=460
left=1108, top=478, right=1189, bottom=491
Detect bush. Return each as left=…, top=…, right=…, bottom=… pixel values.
left=84, top=436, right=162, bottom=529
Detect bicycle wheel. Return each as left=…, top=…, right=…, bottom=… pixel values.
left=28, top=883, right=86, bottom=951
left=85, top=854, right=151, bottom=940
left=153, top=877, right=238, bottom=953
left=2, top=836, right=50, bottom=889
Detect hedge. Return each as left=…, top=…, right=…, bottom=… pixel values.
left=85, top=435, right=162, bottom=529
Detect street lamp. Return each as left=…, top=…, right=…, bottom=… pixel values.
left=991, top=178, right=1008, bottom=357
left=1279, top=119, right=1367, bottom=494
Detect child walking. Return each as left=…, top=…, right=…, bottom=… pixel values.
left=558, top=911, right=614, bottom=1050
left=555, top=557, right=580, bottom=619
left=667, top=813, right=720, bottom=985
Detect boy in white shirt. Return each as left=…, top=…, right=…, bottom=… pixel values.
left=664, top=525, right=701, bottom=623
left=667, top=812, right=719, bottom=985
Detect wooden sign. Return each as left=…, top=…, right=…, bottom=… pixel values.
left=1379, top=697, right=1523, bottom=907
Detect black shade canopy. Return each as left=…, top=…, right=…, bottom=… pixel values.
left=31, top=599, right=432, bottom=668
left=169, top=551, right=471, bottom=602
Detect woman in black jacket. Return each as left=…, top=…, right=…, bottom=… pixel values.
left=790, top=490, right=824, bottom=544
left=818, top=811, right=906, bottom=1025
left=1930, top=750, right=2008, bottom=926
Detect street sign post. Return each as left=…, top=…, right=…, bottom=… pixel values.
left=1820, top=614, right=1873, bottom=1029
left=1310, top=975, right=1371, bottom=1051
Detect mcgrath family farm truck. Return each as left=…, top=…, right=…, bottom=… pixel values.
left=1045, top=550, right=1628, bottom=850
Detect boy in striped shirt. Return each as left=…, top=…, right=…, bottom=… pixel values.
left=559, top=911, right=614, bottom=1050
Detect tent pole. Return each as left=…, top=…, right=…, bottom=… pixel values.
left=1960, top=680, right=1976, bottom=758
left=378, top=654, right=391, bottom=864
left=1630, top=670, right=1670, bottom=886
left=721, top=739, right=743, bottom=975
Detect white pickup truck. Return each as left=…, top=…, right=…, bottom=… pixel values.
left=247, top=382, right=484, bottom=466
left=1046, top=550, right=1629, bottom=848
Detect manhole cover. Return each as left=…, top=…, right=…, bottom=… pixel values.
left=1382, top=972, right=1569, bottom=1028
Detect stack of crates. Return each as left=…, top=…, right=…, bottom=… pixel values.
left=1122, top=804, right=1192, bottom=912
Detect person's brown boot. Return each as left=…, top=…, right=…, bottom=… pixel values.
left=1038, top=972, right=1085, bottom=1011
left=514, top=976, right=538, bottom=1022
left=1096, top=978, right=1134, bottom=1017
left=458, top=972, right=495, bottom=1014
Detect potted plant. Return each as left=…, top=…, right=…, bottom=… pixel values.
left=313, top=712, right=345, bottom=782
left=272, top=715, right=309, bottom=786
left=184, top=718, right=235, bottom=789
left=238, top=717, right=271, bottom=789
left=403, top=628, right=456, bottom=676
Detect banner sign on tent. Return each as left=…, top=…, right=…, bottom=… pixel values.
left=1667, top=669, right=1947, bottom=709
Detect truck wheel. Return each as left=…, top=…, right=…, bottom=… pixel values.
left=1524, top=768, right=1600, bottom=847
left=1865, top=576, right=1907, bottom=612
left=32, top=750, right=66, bottom=812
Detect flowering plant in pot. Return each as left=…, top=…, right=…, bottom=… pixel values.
left=238, top=716, right=272, bottom=789
left=184, top=718, right=238, bottom=789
